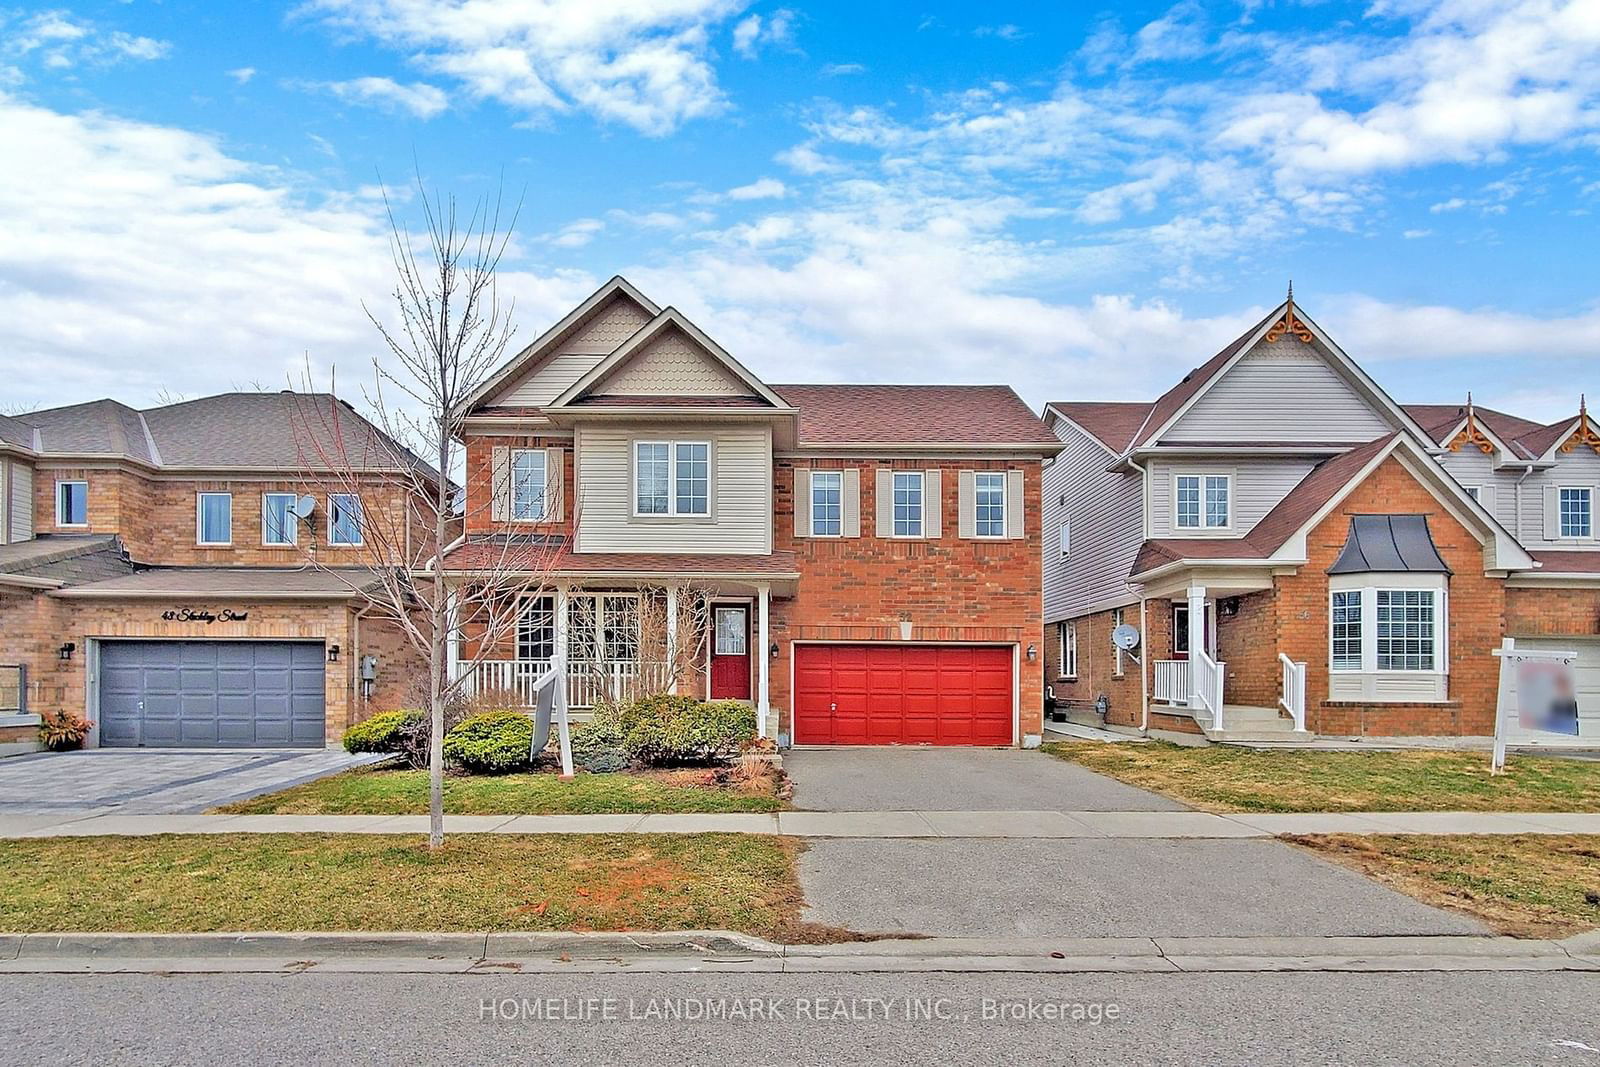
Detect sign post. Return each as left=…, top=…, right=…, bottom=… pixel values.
left=1491, top=637, right=1581, bottom=773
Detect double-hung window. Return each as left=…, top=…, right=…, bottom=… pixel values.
left=1560, top=487, right=1592, bottom=539
left=1330, top=591, right=1362, bottom=671
left=328, top=493, right=363, bottom=546
left=1375, top=589, right=1436, bottom=671
left=810, top=471, right=842, bottom=537
left=263, top=493, right=298, bottom=546
left=1058, top=520, right=1071, bottom=557
left=634, top=441, right=710, bottom=517
left=511, top=449, right=547, bottom=521
left=1059, top=622, right=1077, bottom=679
left=56, top=481, right=88, bottom=527
left=516, top=595, right=556, bottom=663
left=197, top=492, right=232, bottom=546
left=973, top=472, right=1006, bottom=538
left=1175, top=474, right=1230, bottom=530
left=892, top=471, right=924, bottom=537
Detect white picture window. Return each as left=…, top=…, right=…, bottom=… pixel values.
left=635, top=441, right=710, bottom=517
left=1376, top=589, right=1436, bottom=671
left=973, top=472, right=1006, bottom=538
left=1176, top=474, right=1230, bottom=529
left=516, top=595, right=556, bottom=663
left=810, top=471, right=842, bottom=537
left=262, top=493, right=298, bottom=546
left=196, top=492, right=232, bottom=545
left=892, top=471, right=924, bottom=537
left=1560, top=487, right=1592, bottom=538
left=1058, top=520, right=1070, bottom=557
left=328, top=493, right=363, bottom=546
left=56, top=481, right=88, bottom=526
left=1059, top=622, right=1077, bottom=679
left=1330, top=591, right=1362, bottom=671
left=511, top=449, right=547, bottom=521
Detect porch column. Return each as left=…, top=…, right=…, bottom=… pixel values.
left=665, top=583, right=680, bottom=695
left=554, top=585, right=569, bottom=679
left=445, top=589, right=459, bottom=684
left=757, top=583, right=771, bottom=739
left=1186, top=585, right=1206, bottom=706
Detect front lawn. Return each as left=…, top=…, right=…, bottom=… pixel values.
left=0, top=833, right=802, bottom=936
left=1043, top=741, right=1600, bottom=812
left=217, top=764, right=785, bottom=815
left=1292, top=834, right=1600, bottom=938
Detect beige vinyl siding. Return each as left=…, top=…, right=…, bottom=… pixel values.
left=6, top=460, right=32, bottom=543
left=1526, top=449, right=1600, bottom=545
left=1162, top=339, right=1393, bottom=444
left=575, top=424, right=772, bottom=554
left=593, top=329, right=752, bottom=397
left=1432, top=447, right=1514, bottom=529
left=1146, top=457, right=1319, bottom=539
left=495, top=297, right=652, bottom=408
left=1042, top=418, right=1144, bottom=623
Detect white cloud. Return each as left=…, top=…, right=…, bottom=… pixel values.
left=545, top=218, right=605, bottom=247
left=227, top=67, right=257, bottom=85
left=2, top=9, right=170, bottom=70
left=820, top=62, right=864, bottom=77
left=727, top=177, right=786, bottom=200
left=1325, top=293, right=1600, bottom=363
left=974, top=24, right=1027, bottom=42
left=732, top=8, right=797, bottom=58
left=316, top=76, right=449, bottom=119
left=1402, top=228, right=1432, bottom=238
left=300, top=0, right=749, bottom=135
left=1430, top=197, right=1469, bottom=212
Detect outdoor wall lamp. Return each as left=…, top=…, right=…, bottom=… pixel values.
left=769, top=642, right=779, bottom=659
left=1026, top=644, right=1037, bottom=661
left=327, top=644, right=341, bottom=663
left=58, top=643, right=75, bottom=662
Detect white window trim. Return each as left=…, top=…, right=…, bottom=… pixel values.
left=55, top=480, right=88, bottom=527
left=516, top=592, right=557, bottom=663
left=510, top=448, right=548, bottom=523
left=196, top=491, right=233, bottom=547
left=1462, top=485, right=1481, bottom=503
left=1172, top=472, right=1233, bottom=533
left=1058, top=519, right=1070, bottom=557
left=328, top=493, right=364, bottom=546
left=971, top=471, right=1008, bottom=540
left=632, top=439, right=712, bottom=519
left=891, top=470, right=925, bottom=539
left=810, top=470, right=843, bottom=538
left=262, top=492, right=298, bottom=547
left=1327, top=574, right=1449, bottom=702
left=1059, top=621, right=1077, bottom=680
left=1558, top=485, right=1594, bottom=540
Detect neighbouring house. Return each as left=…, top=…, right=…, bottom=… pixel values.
left=1043, top=294, right=1599, bottom=744
left=443, top=276, right=1060, bottom=747
left=0, top=393, right=437, bottom=753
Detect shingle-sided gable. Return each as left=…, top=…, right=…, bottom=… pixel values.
left=590, top=324, right=756, bottom=399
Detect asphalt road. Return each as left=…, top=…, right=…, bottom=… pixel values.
left=4, top=971, right=1598, bottom=1065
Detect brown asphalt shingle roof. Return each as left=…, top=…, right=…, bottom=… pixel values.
left=53, top=566, right=389, bottom=598
left=1527, top=550, right=1600, bottom=575
left=771, top=384, right=1056, bottom=447
left=442, top=536, right=799, bottom=576
left=1045, top=402, right=1155, bottom=453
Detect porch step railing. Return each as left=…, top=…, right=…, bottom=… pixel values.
left=1278, top=653, right=1308, bottom=732
left=1153, top=660, right=1190, bottom=706
left=458, top=659, right=671, bottom=710
left=1190, top=650, right=1226, bottom=732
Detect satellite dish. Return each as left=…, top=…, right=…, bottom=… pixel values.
left=1112, top=623, right=1141, bottom=651
left=292, top=495, right=317, bottom=519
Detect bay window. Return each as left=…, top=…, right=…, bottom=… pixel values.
left=1328, top=577, right=1447, bottom=701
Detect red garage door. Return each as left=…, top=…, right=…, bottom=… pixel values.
left=793, top=644, right=1013, bottom=746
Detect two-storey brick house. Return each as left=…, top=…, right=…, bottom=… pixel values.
left=1042, top=294, right=1599, bottom=744
left=0, top=393, right=434, bottom=752
left=444, top=277, right=1060, bottom=747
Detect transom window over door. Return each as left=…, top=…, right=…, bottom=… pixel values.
left=634, top=441, right=710, bottom=517
left=810, top=471, right=842, bottom=537
left=1175, top=474, right=1230, bottom=530
left=1560, top=488, right=1592, bottom=538
left=973, top=472, right=1006, bottom=538
left=892, top=471, right=924, bottom=537
left=512, top=450, right=547, bottom=521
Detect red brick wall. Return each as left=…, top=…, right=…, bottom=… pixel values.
left=1045, top=605, right=1144, bottom=727
left=1275, top=455, right=1505, bottom=736
left=1505, top=587, right=1600, bottom=639
left=771, top=457, right=1044, bottom=743
left=462, top=435, right=575, bottom=536
left=1217, top=591, right=1278, bottom=707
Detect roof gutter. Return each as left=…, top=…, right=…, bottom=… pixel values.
left=0, top=573, right=65, bottom=590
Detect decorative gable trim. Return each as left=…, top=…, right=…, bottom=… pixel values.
left=1446, top=395, right=1498, bottom=455
left=1559, top=397, right=1600, bottom=456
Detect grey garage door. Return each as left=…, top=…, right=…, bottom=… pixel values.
left=99, top=641, right=326, bottom=748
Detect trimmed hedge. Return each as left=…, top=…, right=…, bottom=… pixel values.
left=442, top=711, right=534, bottom=774
left=613, top=694, right=755, bottom=766
left=342, top=710, right=415, bottom=754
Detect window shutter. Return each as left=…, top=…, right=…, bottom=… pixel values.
left=544, top=447, right=564, bottom=522
left=958, top=471, right=975, bottom=539
left=923, top=469, right=941, bottom=538
left=1544, top=485, right=1560, bottom=539
left=793, top=468, right=811, bottom=538
left=841, top=468, right=861, bottom=537
left=875, top=468, right=892, bottom=537
left=491, top=446, right=510, bottom=523
left=1006, top=469, right=1024, bottom=539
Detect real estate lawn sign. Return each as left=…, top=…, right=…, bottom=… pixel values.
left=1492, top=637, right=1581, bottom=772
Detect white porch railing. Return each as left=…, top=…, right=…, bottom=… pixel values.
left=1189, top=650, right=1226, bottom=731
left=458, top=659, right=671, bottom=710
left=1278, top=653, right=1308, bottom=732
left=1153, top=660, right=1190, bottom=705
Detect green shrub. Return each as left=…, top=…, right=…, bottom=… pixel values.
left=612, top=694, right=756, bottom=766
left=443, top=711, right=534, bottom=774
left=569, top=710, right=630, bottom=773
left=342, top=710, right=415, bottom=754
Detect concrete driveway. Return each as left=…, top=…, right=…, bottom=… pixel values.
left=784, top=746, right=1187, bottom=811
left=0, top=749, right=384, bottom=815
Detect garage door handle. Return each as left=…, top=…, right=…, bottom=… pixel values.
left=830, top=703, right=836, bottom=712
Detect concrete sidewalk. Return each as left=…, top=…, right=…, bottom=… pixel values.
left=4, top=808, right=1600, bottom=838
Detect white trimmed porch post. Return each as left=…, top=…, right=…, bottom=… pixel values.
left=1186, top=585, right=1205, bottom=706
left=445, top=589, right=459, bottom=684
left=757, top=582, right=771, bottom=739
left=665, top=583, right=680, bottom=695
left=554, top=584, right=569, bottom=688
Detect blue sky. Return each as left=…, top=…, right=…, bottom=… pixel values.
left=2, top=0, right=1597, bottom=421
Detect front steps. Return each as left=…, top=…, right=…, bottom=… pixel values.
left=1164, top=702, right=1315, bottom=744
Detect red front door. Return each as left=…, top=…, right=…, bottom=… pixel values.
left=709, top=605, right=751, bottom=700
left=793, top=644, right=1013, bottom=745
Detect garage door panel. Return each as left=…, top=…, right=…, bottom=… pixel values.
left=794, top=644, right=1014, bottom=746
